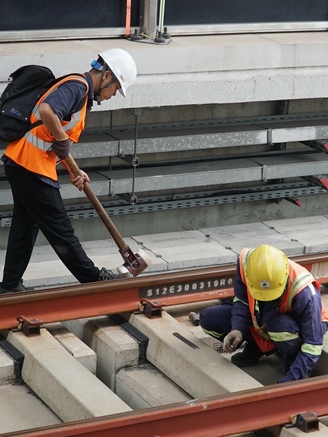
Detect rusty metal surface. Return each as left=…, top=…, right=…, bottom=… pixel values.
left=1, top=252, right=328, bottom=436
left=0, top=252, right=328, bottom=331
left=4, top=376, right=328, bottom=437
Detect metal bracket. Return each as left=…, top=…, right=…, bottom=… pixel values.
left=140, top=298, right=163, bottom=318
left=108, top=314, right=149, bottom=363
left=119, top=155, right=139, bottom=166
left=17, top=316, right=43, bottom=336
left=267, top=129, right=273, bottom=146
left=117, top=193, right=138, bottom=205
left=291, top=412, right=319, bottom=433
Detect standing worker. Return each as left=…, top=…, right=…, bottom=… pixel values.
left=0, top=49, right=137, bottom=293
left=200, top=244, right=328, bottom=383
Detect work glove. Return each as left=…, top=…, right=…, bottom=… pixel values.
left=223, top=330, right=243, bottom=353
left=52, top=138, right=72, bottom=160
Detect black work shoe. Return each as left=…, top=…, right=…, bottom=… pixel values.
left=97, top=267, right=116, bottom=281
left=231, top=342, right=264, bottom=367
left=97, top=267, right=133, bottom=281
left=0, top=280, right=28, bottom=294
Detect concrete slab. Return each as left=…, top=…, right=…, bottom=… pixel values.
left=0, top=348, right=15, bottom=385
left=7, top=329, right=131, bottom=422
left=0, top=383, right=61, bottom=434
left=0, top=238, right=158, bottom=289
left=199, top=222, right=304, bottom=256
left=45, top=322, right=97, bottom=374
left=263, top=216, right=328, bottom=253
left=116, top=363, right=192, bottom=409
left=134, top=230, right=237, bottom=270
left=0, top=215, right=327, bottom=289
left=128, top=310, right=262, bottom=398
left=165, top=300, right=224, bottom=350
left=82, top=238, right=163, bottom=274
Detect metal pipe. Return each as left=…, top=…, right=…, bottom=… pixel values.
left=141, top=0, right=158, bottom=39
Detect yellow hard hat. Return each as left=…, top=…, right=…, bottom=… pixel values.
left=244, top=244, right=289, bottom=301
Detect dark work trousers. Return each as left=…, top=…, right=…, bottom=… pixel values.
left=2, top=164, right=100, bottom=287
left=200, top=301, right=258, bottom=345
left=200, top=301, right=306, bottom=372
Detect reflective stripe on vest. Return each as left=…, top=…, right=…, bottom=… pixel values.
left=4, top=75, right=88, bottom=181
left=25, top=111, right=83, bottom=152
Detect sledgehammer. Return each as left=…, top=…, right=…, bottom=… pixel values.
left=64, top=154, right=151, bottom=277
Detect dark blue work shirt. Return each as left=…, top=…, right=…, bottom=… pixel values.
left=42, top=71, right=94, bottom=120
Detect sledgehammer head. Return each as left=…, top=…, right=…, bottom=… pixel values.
left=117, top=248, right=152, bottom=277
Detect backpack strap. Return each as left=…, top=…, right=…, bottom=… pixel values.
left=29, top=74, right=89, bottom=132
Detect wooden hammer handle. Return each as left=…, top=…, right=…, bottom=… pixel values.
left=64, top=154, right=127, bottom=252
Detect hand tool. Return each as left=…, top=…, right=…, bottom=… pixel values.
left=64, top=154, right=152, bottom=276
left=188, top=312, right=200, bottom=326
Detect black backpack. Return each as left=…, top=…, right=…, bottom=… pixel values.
left=0, top=65, right=87, bottom=143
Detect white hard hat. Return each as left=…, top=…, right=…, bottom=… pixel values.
left=98, top=48, right=137, bottom=97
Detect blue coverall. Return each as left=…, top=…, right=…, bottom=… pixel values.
left=200, top=260, right=328, bottom=383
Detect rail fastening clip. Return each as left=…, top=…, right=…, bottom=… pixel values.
left=17, top=315, right=43, bottom=337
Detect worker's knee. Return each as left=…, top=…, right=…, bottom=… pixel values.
left=199, top=301, right=233, bottom=335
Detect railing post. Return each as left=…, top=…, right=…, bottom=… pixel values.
left=140, top=0, right=158, bottom=39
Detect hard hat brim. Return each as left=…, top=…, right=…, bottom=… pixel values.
left=246, top=281, right=285, bottom=301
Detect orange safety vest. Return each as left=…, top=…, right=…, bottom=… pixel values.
left=4, top=74, right=89, bottom=181
left=239, top=248, right=328, bottom=353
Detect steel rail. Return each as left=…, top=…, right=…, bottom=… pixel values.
left=0, top=252, right=327, bottom=331
left=5, top=375, right=328, bottom=437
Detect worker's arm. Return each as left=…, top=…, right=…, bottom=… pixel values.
left=39, top=80, right=88, bottom=158
left=279, top=285, right=326, bottom=383
left=231, top=261, right=252, bottom=334
left=38, top=102, right=68, bottom=141
left=60, top=159, right=90, bottom=191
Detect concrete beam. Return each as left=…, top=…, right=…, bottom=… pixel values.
left=116, top=363, right=192, bottom=409
left=45, top=322, right=97, bottom=374
left=128, top=311, right=262, bottom=398
left=63, top=317, right=140, bottom=391
left=7, top=329, right=131, bottom=422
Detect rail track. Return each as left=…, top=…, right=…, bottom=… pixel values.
left=2, top=251, right=328, bottom=437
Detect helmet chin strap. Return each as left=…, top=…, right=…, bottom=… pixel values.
left=94, top=72, right=118, bottom=105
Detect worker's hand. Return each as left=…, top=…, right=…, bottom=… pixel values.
left=70, top=170, right=90, bottom=191
left=223, top=330, right=243, bottom=353
left=52, top=138, right=72, bottom=160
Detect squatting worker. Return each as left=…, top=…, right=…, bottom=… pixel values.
left=0, top=49, right=137, bottom=293
left=200, top=244, right=328, bottom=383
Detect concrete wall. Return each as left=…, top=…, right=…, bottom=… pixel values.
left=2, top=33, right=328, bottom=111
left=1, top=33, right=328, bottom=243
